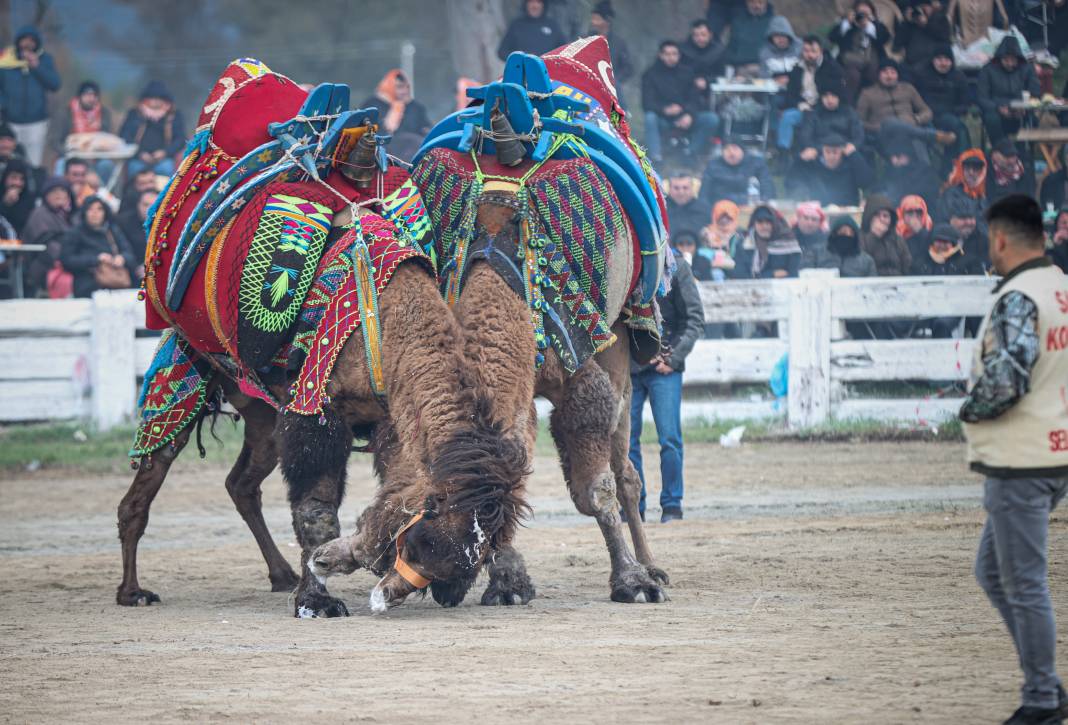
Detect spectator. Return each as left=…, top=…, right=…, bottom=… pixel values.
left=1048, top=207, right=1068, bottom=273
left=735, top=204, right=802, bottom=279
left=497, top=0, right=567, bottom=61
left=698, top=199, right=743, bottom=281
left=672, top=229, right=699, bottom=267
left=641, top=41, right=719, bottom=163
left=116, top=188, right=155, bottom=281
left=22, top=176, right=73, bottom=297
left=811, top=215, right=878, bottom=309
left=879, top=139, right=941, bottom=209
left=627, top=248, right=704, bottom=523
left=893, top=0, right=952, bottom=70
left=897, top=193, right=935, bottom=262
left=361, top=70, right=431, bottom=162
left=589, top=2, right=633, bottom=106
left=911, top=223, right=984, bottom=337
left=759, top=15, right=801, bottom=79
left=54, top=80, right=114, bottom=178
left=938, top=148, right=988, bottom=222
left=857, top=59, right=954, bottom=166
left=911, top=44, right=971, bottom=163
left=986, top=139, right=1032, bottom=205
left=0, top=123, right=29, bottom=180
left=63, top=157, right=92, bottom=208
left=1040, top=145, right=1068, bottom=213
left=0, top=26, right=60, bottom=167
left=792, top=200, right=829, bottom=268
left=118, top=167, right=158, bottom=213
left=793, top=78, right=863, bottom=161
left=725, top=0, right=777, bottom=68
left=59, top=196, right=136, bottom=298
left=119, top=81, right=186, bottom=177
left=0, top=158, right=36, bottom=234
left=829, top=0, right=891, bottom=101
left=706, top=0, right=749, bottom=36
left=665, top=171, right=712, bottom=240
left=976, top=35, right=1040, bottom=144
left=698, top=137, right=773, bottom=207
left=945, top=194, right=991, bottom=272
left=776, top=36, right=844, bottom=155
left=679, top=19, right=726, bottom=104
left=794, top=133, right=873, bottom=206
left=861, top=193, right=912, bottom=275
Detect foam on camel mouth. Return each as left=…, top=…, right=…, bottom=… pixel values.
left=369, top=580, right=389, bottom=614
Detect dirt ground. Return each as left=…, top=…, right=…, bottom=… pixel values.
left=0, top=440, right=1065, bottom=724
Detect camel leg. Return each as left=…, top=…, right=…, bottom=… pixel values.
left=220, top=393, right=299, bottom=592
left=480, top=543, right=536, bottom=605
left=279, top=408, right=352, bottom=618
left=549, top=360, right=666, bottom=604
left=116, top=422, right=194, bottom=606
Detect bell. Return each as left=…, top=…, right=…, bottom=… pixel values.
left=491, top=108, right=526, bottom=167
left=344, top=124, right=378, bottom=188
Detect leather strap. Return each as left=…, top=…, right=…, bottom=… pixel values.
left=393, top=512, right=431, bottom=589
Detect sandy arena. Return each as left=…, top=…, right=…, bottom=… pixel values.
left=0, top=440, right=1065, bottom=723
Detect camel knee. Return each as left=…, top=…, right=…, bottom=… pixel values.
left=570, top=472, right=618, bottom=518
left=292, top=499, right=341, bottom=550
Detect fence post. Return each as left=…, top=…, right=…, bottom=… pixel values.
left=90, top=289, right=138, bottom=430
left=788, top=269, right=837, bottom=429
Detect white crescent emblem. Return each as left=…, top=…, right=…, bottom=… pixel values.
left=597, top=60, right=617, bottom=99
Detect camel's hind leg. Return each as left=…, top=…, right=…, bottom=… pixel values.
left=218, top=381, right=299, bottom=592
left=548, top=359, right=666, bottom=604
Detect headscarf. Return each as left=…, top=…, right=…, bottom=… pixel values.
left=895, top=194, right=933, bottom=239
left=746, top=205, right=802, bottom=277
left=704, top=200, right=740, bottom=249
left=992, top=153, right=1024, bottom=187
left=942, top=148, right=987, bottom=199
left=375, top=69, right=408, bottom=134
left=792, top=200, right=829, bottom=233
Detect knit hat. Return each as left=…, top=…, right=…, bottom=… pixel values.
left=817, top=76, right=845, bottom=97
left=78, top=80, right=100, bottom=96
left=139, top=80, right=173, bottom=102
left=931, top=43, right=953, bottom=61
left=879, top=58, right=900, bottom=72
left=592, top=0, right=615, bottom=18
left=821, top=132, right=847, bottom=147
left=931, top=223, right=958, bottom=243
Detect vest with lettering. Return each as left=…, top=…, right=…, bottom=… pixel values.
left=965, top=264, right=1068, bottom=470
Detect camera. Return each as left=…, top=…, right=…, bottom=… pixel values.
left=856, top=11, right=870, bottom=21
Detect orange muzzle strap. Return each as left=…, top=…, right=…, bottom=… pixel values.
left=393, top=512, right=432, bottom=589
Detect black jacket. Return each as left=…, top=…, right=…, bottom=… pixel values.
left=59, top=201, right=136, bottom=298
left=912, top=55, right=969, bottom=117
left=910, top=246, right=985, bottom=276
left=633, top=253, right=704, bottom=373
left=892, top=14, right=952, bottom=69
left=0, top=158, right=36, bottom=234
left=358, top=95, right=431, bottom=137
left=783, top=55, right=844, bottom=109
left=725, top=5, right=775, bottom=65
left=119, top=107, right=186, bottom=157
left=977, top=36, right=1040, bottom=114
left=699, top=153, right=774, bottom=206
left=641, top=60, right=702, bottom=118
left=497, top=7, right=567, bottom=60
left=880, top=158, right=942, bottom=209
left=666, top=197, right=712, bottom=239
left=794, top=103, right=864, bottom=152
left=795, top=152, right=873, bottom=207
left=680, top=36, right=727, bottom=84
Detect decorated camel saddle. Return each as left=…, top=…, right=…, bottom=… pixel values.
left=133, top=59, right=433, bottom=457
left=410, top=36, right=670, bottom=373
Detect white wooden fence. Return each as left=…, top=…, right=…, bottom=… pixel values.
left=0, top=273, right=997, bottom=430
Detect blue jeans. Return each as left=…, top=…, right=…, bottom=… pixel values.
left=627, top=368, right=684, bottom=514
left=643, top=110, right=720, bottom=161
left=127, top=156, right=176, bottom=177
left=777, top=108, right=804, bottom=151
left=975, top=476, right=1068, bottom=709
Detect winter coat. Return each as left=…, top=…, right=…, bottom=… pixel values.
left=936, top=184, right=987, bottom=224
left=680, top=36, right=726, bottom=84
left=794, top=103, right=865, bottom=152
left=699, top=153, right=774, bottom=207
left=633, top=252, right=704, bottom=373
left=116, top=206, right=148, bottom=265
left=759, top=15, right=802, bottom=78
left=497, top=6, right=567, bottom=60
left=795, top=228, right=828, bottom=269
left=783, top=54, right=844, bottom=109
left=358, top=94, right=431, bottom=138
left=976, top=36, right=1040, bottom=114
left=641, top=60, right=702, bottom=119
left=666, top=197, right=712, bottom=239
left=892, top=14, right=952, bottom=69
left=911, top=53, right=970, bottom=117
left=857, top=81, right=933, bottom=132
left=734, top=207, right=802, bottom=279
left=961, top=227, right=991, bottom=272
left=909, top=244, right=984, bottom=275
left=0, top=26, right=60, bottom=124
left=59, top=202, right=136, bottom=298
left=119, top=106, right=186, bottom=158
left=726, top=5, right=775, bottom=65
left=0, top=159, right=36, bottom=233
left=811, top=233, right=878, bottom=278
left=795, top=152, right=873, bottom=207
left=860, top=194, right=912, bottom=275
left=880, top=158, right=942, bottom=209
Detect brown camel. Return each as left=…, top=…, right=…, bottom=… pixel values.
left=118, top=260, right=530, bottom=617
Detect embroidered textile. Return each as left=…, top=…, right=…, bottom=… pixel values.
left=131, top=330, right=214, bottom=456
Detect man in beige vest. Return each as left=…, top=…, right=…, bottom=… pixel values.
left=961, top=194, right=1068, bottom=725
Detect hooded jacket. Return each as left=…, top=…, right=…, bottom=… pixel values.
left=0, top=26, right=61, bottom=124
left=59, top=197, right=137, bottom=298
left=977, top=36, right=1040, bottom=114
left=759, top=16, right=802, bottom=77
left=725, top=4, right=775, bottom=66
left=496, top=2, right=567, bottom=60
left=119, top=81, right=186, bottom=157
left=911, top=45, right=970, bottom=117
left=735, top=206, right=802, bottom=279
left=811, top=215, right=877, bottom=277
left=641, top=58, right=702, bottom=119
left=699, top=150, right=774, bottom=207
left=860, top=193, right=911, bottom=275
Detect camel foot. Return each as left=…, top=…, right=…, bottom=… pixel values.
left=610, top=568, right=668, bottom=604
left=480, top=571, right=536, bottom=606
left=294, top=591, right=349, bottom=618
left=116, top=587, right=161, bottom=607
left=645, top=564, right=670, bottom=586
left=269, top=568, right=300, bottom=592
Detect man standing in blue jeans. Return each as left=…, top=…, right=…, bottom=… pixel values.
left=628, top=247, right=705, bottom=523
left=961, top=195, right=1068, bottom=725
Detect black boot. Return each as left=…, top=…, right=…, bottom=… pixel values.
left=1003, top=705, right=1064, bottom=725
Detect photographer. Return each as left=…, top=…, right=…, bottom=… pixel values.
left=893, top=0, right=952, bottom=71
left=828, top=0, right=891, bottom=102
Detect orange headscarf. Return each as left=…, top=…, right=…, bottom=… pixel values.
left=942, top=148, right=987, bottom=199
left=375, top=69, right=408, bottom=134
left=895, top=195, right=933, bottom=239
left=704, top=200, right=740, bottom=248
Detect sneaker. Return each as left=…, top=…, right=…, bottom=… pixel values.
left=660, top=507, right=683, bottom=523
left=935, top=130, right=957, bottom=146
left=1003, top=705, right=1063, bottom=724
